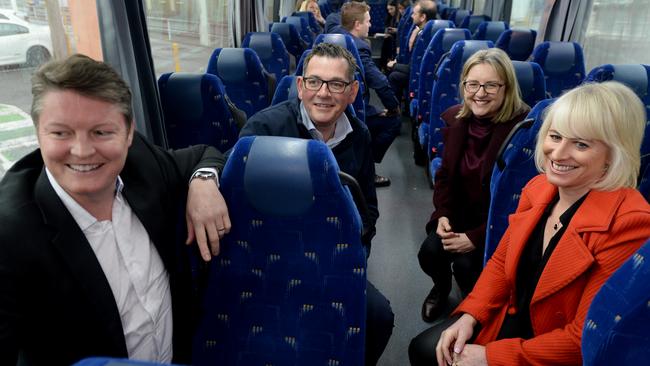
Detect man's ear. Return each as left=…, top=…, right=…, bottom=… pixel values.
left=347, top=80, right=360, bottom=104
left=296, top=76, right=304, bottom=101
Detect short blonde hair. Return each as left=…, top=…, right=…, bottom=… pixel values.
left=457, top=48, right=529, bottom=123
left=534, top=81, right=646, bottom=190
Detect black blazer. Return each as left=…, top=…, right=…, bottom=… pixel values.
left=427, top=104, right=529, bottom=247
left=0, top=133, right=224, bottom=366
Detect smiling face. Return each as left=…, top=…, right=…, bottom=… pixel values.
left=542, top=127, right=610, bottom=197
left=37, top=89, right=134, bottom=207
left=297, top=55, right=358, bottom=132
left=462, top=63, right=506, bottom=119
left=387, top=4, right=396, bottom=17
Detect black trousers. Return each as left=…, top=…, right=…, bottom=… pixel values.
left=408, top=315, right=464, bottom=366
left=366, top=114, right=402, bottom=164
left=417, top=231, right=484, bottom=297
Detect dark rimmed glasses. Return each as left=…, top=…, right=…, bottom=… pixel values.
left=302, top=77, right=352, bottom=94
left=463, top=81, right=504, bottom=94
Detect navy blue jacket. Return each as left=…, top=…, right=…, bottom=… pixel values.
left=325, top=12, right=341, bottom=33
left=240, top=98, right=379, bottom=239
left=331, top=28, right=399, bottom=117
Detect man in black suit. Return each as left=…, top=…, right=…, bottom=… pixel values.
left=0, top=54, right=230, bottom=365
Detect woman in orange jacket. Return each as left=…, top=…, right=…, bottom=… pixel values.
left=410, top=81, right=650, bottom=365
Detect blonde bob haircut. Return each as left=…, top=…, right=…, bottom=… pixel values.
left=457, top=48, right=529, bottom=123
left=534, top=81, right=646, bottom=190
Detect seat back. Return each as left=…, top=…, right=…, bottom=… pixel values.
left=484, top=99, right=555, bottom=264
left=460, top=14, right=491, bottom=34
left=427, top=40, right=494, bottom=182
left=473, top=21, right=508, bottom=42
left=367, top=0, right=388, bottom=34
left=318, top=0, right=332, bottom=18
left=157, top=72, right=240, bottom=152
left=585, top=63, right=650, bottom=200
left=449, top=8, right=472, bottom=27
left=242, top=32, right=290, bottom=82
left=294, top=47, right=366, bottom=122
left=293, top=11, right=322, bottom=35
left=531, top=41, right=586, bottom=98
left=313, top=33, right=365, bottom=75
left=207, top=48, right=273, bottom=119
left=512, top=60, right=547, bottom=108
left=73, top=358, right=175, bottom=366
left=409, top=21, right=459, bottom=102
left=269, top=22, right=308, bottom=60
left=193, top=136, right=367, bottom=366
left=495, top=28, right=536, bottom=61
left=441, top=6, right=456, bottom=20
left=283, top=15, right=315, bottom=45
left=271, top=75, right=299, bottom=105
left=396, top=6, right=413, bottom=63
left=582, top=237, right=650, bottom=365
left=413, top=25, right=467, bottom=122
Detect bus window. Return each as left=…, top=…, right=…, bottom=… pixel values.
left=0, top=1, right=101, bottom=180
left=142, top=0, right=232, bottom=77
left=510, top=0, right=546, bottom=29
left=582, top=0, right=650, bottom=70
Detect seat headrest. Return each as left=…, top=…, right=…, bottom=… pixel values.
left=612, top=64, right=649, bottom=98
left=544, top=42, right=577, bottom=74
left=317, top=33, right=347, bottom=48
left=164, top=72, right=205, bottom=121
left=216, top=48, right=248, bottom=82
left=441, top=28, right=469, bottom=51
left=244, top=136, right=314, bottom=216
left=247, top=33, right=273, bottom=59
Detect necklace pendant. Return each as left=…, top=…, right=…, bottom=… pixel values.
left=553, top=223, right=558, bottom=230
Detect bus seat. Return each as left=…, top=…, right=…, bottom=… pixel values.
left=295, top=48, right=366, bottom=123
left=242, top=32, right=290, bottom=83
left=449, top=8, right=472, bottom=28
left=460, top=15, right=491, bottom=34
left=396, top=6, right=413, bottom=63
left=440, top=6, right=456, bottom=20
left=314, top=33, right=366, bottom=75
left=73, top=358, right=176, bottom=365
left=410, top=21, right=457, bottom=120
left=408, top=21, right=459, bottom=117
left=207, top=48, right=275, bottom=120
left=292, top=11, right=322, bottom=35
left=484, top=99, right=555, bottom=264
left=512, top=60, right=547, bottom=108
left=582, top=237, right=650, bottom=365
left=427, top=40, right=494, bottom=184
left=318, top=0, right=332, bottom=18
left=585, top=63, right=650, bottom=200
left=367, top=0, right=388, bottom=34
left=282, top=15, right=315, bottom=46
left=495, top=28, right=537, bottom=61
left=473, top=21, right=509, bottom=42
left=269, top=22, right=308, bottom=61
left=157, top=72, right=240, bottom=153
left=193, top=136, right=367, bottom=366
left=531, top=41, right=586, bottom=98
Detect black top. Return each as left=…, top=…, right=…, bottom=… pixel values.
left=497, top=193, right=587, bottom=339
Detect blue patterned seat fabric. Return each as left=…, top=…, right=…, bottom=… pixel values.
left=531, top=41, right=586, bottom=98
left=242, top=32, right=290, bottom=83
left=512, top=60, right=547, bottom=108
left=472, top=21, right=508, bottom=42
left=495, top=28, right=537, bottom=61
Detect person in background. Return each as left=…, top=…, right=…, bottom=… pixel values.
left=299, top=0, right=326, bottom=27
left=334, top=1, right=402, bottom=187
left=379, top=0, right=400, bottom=69
left=0, top=54, right=231, bottom=365
left=238, top=43, right=394, bottom=366
left=410, top=80, right=650, bottom=366
left=417, top=48, right=530, bottom=324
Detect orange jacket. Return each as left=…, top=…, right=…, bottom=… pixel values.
left=454, top=174, right=650, bottom=365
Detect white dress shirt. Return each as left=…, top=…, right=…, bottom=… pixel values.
left=46, top=169, right=173, bottom=362
left=300, top=101, right=353, bottom=148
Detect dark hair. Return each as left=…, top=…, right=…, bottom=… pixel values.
left=418, top=0, right=437, bottom=20
left=303, top=43, right=358, bottom=81
left=31, top=54, right=133, bottom=129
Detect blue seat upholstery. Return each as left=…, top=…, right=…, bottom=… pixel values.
left=294, top=46, right=366, bottom=123
left=412, top=25, right=466, bottom=123
left=460, top=15, right=491, bottom=34
left=283, top=15, right=315, bottom=46
left=531, top=41, right=586, bottom=98
left=473, top=21, right=509, bottom=42
left=157, top=72, right=240, bottom=152
left=449, top=8, right=472, bottom=27
left=367, top=0, right=388, bottom=34
left=484, top=99, right=555, bottom=264
left=293, top=11, right=322, bottom=35
left=73, top=358, right=175, bottom=366
left=427, top=40, right=494, bottom=183
left=512, top=60, right=547, bottom=108
left=318, top=0, right=332, bottom=18
left=582, top=237, right=650, bottom=365
left=313, top=33, right=365, bottom=75
left=269, top=22, right=309, bottom=61
left=495, top=28, right=537, bottom=61
left=193, top=136, right=367, bottom=366
left=441, top=6, right=456, bottom=20
left=242, top=32, right=290, bottom=82
left=585, top=63, right=650, bottom=201
left=396, top=6, right=413, bottom=63
left=207, top=48, right=274, bottom=119
left=408, top=21, right=455, bottom=108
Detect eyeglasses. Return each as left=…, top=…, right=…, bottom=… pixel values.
left=302, top=77, right=352, bottom=94
left=463, top=81, right=504, bottom=94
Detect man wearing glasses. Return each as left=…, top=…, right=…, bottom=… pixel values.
left=239, top=43, right=394, bottom=366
